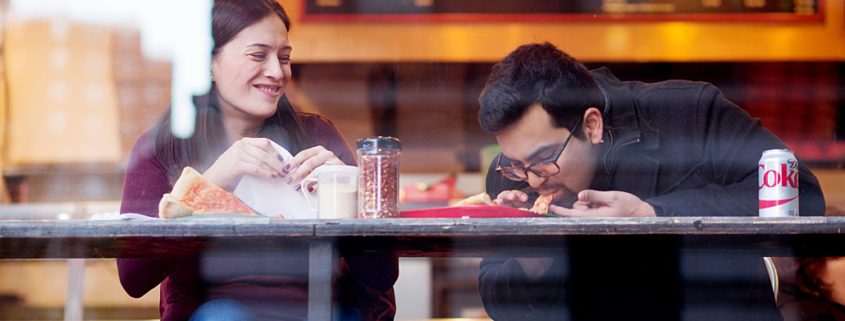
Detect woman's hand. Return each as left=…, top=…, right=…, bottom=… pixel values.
left=285, top=146, right=345, bottom=190
left=203, top=138, right=286, bottom=191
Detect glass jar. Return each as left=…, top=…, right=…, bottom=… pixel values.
left=356, top=137, right=401, bottom=218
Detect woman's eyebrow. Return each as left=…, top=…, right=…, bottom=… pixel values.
left=245, top=43, right=292, bottom=50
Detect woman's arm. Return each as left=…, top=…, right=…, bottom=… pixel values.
left=117, top=129, right=179, bottom=297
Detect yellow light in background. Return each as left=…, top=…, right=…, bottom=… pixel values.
left=604, top=25, right=632, bottom=55
left=767, top=27, right=802, bottom=59
left=658, top=22, right=696, bottom=61
left=437, top=25, right=502, bottom=62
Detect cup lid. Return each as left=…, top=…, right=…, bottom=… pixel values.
left=357, top=136, right=402, bottom=150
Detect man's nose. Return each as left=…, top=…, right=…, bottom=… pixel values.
left=526, top=172, right=546, bottom=189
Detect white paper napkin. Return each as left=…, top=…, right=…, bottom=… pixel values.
left=233, top=142, right=317, bottom=219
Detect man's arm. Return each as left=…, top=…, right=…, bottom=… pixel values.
left=646, top=85, right=824, bottom=217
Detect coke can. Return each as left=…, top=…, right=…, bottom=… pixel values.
left=758, top=149, right=799, bottom=217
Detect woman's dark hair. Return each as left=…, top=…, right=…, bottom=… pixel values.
left=154, top=0, right=309, bottom=183
left=211, top=0, right=290, bottom=56
left=478, top=42, right=604, bottom=137
left=795, top=257, right=833, bottom=300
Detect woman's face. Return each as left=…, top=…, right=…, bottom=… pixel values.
left=212, top=15, right=291, bottom=122
left=822, top=257, right=845, bottom=306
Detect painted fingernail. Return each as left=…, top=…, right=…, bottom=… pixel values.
left=307, top=187, right=314, bottom=193
left=286, top=178, right=292, bottom=184
left=284, top=164, right=291, bottom=171
left=277, top=155, right=284, bottom=161
left=295, top=185, right=301, bottom=191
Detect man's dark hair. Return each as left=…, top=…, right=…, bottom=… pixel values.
left=478, top=42, right=604, bottom=136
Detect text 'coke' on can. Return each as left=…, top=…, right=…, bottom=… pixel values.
left=758, top=149, right=799, bottom=217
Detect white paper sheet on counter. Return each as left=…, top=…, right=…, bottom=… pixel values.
left=233, top=142, right=317, bottom=219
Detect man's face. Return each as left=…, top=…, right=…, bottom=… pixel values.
left=495, top=103, right=600, bottom=207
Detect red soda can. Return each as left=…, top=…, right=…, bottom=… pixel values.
left=758, top=149, right=799, bottom=217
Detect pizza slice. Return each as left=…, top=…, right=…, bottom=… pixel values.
left=453, top=192, right=494, bottom=206
left=158, top=167, right=256, bottom=219
left=530, top=194, right=554, bottom=214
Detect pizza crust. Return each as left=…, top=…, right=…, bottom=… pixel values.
left=158, top=193, right=193, bottom=219
left=170, top=167, right=203, bottom=201
left=530, top=194, right=553, bottom=214
left=453, top=192, right=494, bottom=206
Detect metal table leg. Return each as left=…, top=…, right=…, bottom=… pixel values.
left=64, top=259, right=85, bottom=321
left=308, top=240, right=337, bottom=321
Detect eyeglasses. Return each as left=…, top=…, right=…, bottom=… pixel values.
left=495, top=120, right=581, bottom=182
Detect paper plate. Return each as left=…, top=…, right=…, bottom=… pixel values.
left=399, top=205, right=549, bottom=218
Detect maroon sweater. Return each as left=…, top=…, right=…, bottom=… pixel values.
left=117, top=114, right=397, bottom=321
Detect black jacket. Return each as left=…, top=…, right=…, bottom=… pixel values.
left=479, top=68, right=826, bottom=321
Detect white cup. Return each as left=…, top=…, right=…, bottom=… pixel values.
left=300, top=165, right=359, bottom=219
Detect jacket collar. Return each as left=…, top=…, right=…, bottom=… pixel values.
left=591, top=67, right=660, bottom=153
left=590, top=67, right=662, bottom=190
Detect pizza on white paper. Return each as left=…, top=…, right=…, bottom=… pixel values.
left=158, top=167, right=257, bottom=219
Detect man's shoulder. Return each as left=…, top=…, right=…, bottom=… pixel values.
left=630, top=79, right=722, bottom=114
left=638, top=78, right=714, bottom=93
left=593, top=67, right=714, bottom=95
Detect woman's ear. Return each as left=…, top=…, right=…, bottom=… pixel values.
left=582, top=107, right=604, bottom=144
left=210, top=57, right=221, bottom=83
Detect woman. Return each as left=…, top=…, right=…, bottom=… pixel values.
left=116, top=1, right=398, bottom=320
left=778, top=256, right=845, bottom=321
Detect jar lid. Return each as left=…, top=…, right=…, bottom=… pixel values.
left=357, top=136, right=402, bottom=150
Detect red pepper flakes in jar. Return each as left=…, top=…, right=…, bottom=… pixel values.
left=356, top=137, right=401, bottom=218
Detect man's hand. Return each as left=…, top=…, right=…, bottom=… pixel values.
left=494, top=190, right=531, bottom=209
left=549, top=190, right=656, bottom=217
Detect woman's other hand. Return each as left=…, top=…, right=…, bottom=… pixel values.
left=204, top=137, right=286, bottom=190
left=285, top=146, right=345, bottom=190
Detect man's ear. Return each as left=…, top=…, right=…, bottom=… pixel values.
left=582, top=107, right=604, bottom=144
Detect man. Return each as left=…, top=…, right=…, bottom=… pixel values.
left=477, top=43, right=825, bottom=321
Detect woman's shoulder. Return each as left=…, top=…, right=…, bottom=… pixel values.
left=126, top=126, right=165, bottom=168
left=130, top=128, right=157, bottom=156
left=298, top=112, right=342, bottom=136
left=296, top=112, right=355, bottom=162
